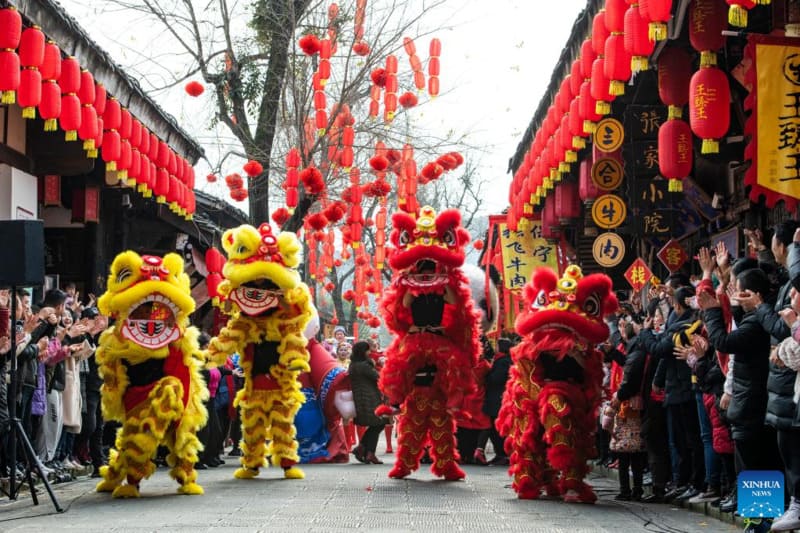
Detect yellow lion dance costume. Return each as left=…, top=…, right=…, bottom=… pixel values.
left=205, top=223, right=313, bottom=480
left=95, top=252, right=208, bottom=498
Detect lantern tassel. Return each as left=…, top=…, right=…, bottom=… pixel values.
left=87, top=149, right=98, bottom=159
left=701, top=139, right=720, bottom=154
left=83, top=139, right=95, bottom=151
left=143, top=189, right=153, bottom=198
left=668, top=179, right=683, bottom=193
left=1, top=91, right=15, bottom=105
left=65, top=130, right=77, bottom=142
left=572, top=136, right=586, bottom=149
left=595, top=101, right=611, bottom=115
left=137, top=184, right=147, bottom=193
left=523, top=203, right=533, bottom=216
left=106, top=161, right=117, bottom=171
left=352, top=242, right=360, bottom=249
left=728, top=5, right=748, bottom=28
left=21, top=107, right=35, bottom=119
left=44, top=118, right=57, bottom=131
left=609, top=80, right=625, bottom=96
left=156, top=195, right=167, bottom=204
left=631, top=56, right=649, bottom=73
left=668, top=105, right=683, bottom=119
left=700, top=51, right=717, bottom=68
left=583, top=120, right=597, bottom=134
left=565, top=150, right=577, bottom=163
left=755, top=0, right=770, bottom=4
left=649, top=22, right=667, bottom=42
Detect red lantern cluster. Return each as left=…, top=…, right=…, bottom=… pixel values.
left=17, top=25, right=44, bottom=119
left=403, top=37, right=426, bottom=92
left=0, top=6, right=22, bottom=105
left=284, top=147, right=301, bottom=213
left=428, top=38, right=441, bottom=98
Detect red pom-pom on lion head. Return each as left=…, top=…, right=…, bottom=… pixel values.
left=515, top=265, right=618, bottom=344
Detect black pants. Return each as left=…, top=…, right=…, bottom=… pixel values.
left=734, top=426, right=782, bottom=473
left=476, top=417, right=507, bottom=458
left=199, top=399, right=222, bottom=463
left=618, top=452, right=647, bottom=495
left=643, top=400, right=671, bottom=494
left=359, top=424, right=384, bottom=454
left=76, top=390, right=104, bottom=468
left=668, top=401, right=705, bottom=489
left=720, top=453, right=736, bottom=494
left=777, top=428, right=800, bottom=500
left=456, top=427, right=482, bottom=461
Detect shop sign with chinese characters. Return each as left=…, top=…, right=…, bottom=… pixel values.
left=592, top=157, right=624, bottom=191
left=624, top=258, right=654, bottom=291
left=591, top=193, right=627, bottom=229
left=623, top=105, right=668, bottom=141
left=657, top=239, right=689, bottom=273
left=498, top=222, right=559, bottom=291
left=592, top=232, right=626, bottom=267
left=594, top=118, right=625, bottom=153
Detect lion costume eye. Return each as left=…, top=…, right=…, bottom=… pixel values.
left=237, top=245, right=248, bottom=255
left=442, top=229, right=456, bottom=247
left=531, top=289, right=548, bottom=309
left=116, top=267, right=132, bottom=284
left=398, top=230, right=410, bottom=247
left=583, top=293, right=601, bottom=317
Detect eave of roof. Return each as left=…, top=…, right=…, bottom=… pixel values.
left=12, top=0, right=205, bottom=164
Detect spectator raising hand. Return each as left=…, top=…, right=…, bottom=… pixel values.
left=697, top=290, right=720, bottom=310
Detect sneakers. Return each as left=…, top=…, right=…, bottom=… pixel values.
left=664, top=485, right=689, bottom=502
left=688, top=488, right=720, bottom=505
left=674, top=486, right=700, bottom=502
left=771, top=497, right=800, bottom=532
left=719, top=495, right=737, bottom=513
left=473, top=448, right=489, bottom=466
left=614, top=491, right=632, bottom=501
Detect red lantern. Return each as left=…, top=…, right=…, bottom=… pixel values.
left=579, top=80, right=602, bottom=133
left=272, top=207, right=291, bottom=226
left=184, top=81, right=204, bottom=96
left=298, top=34, right=321, bottom=55
left=0, top=6, right=21, bottom=105
left=243, top=160, right=263, bottom=177
left=399, top=91, right=418, bottom=108
left=579, top=157, right=600, bottom=201
left=18, top=25, right=44, bottom=119
left=689, top=64, right=730, bottom=153
left=59, top=56, right=81, bottom=142
left=658, top=46, right=692, bottom=118
left=592, top=12, right=609, bottom=56
left=591, top=57, right=614, bottom=115
left=689, top=0, right=727, bottom=66
left=352, top=41, right=370, bottom=56
left=604, top=34, right=631, bottom=96
left=428, top=38, right=441, bottom=98
left=605, top=0, right=628, bottom=32
left=640, top=0, right=673, bottom=41
left=625, top=4, right=654, bottom=73
left=726, top=0, right=756, bottom=28
left=580, top=39, right=596, bottom=82
left=155, top=167, right=170, bottom=203
left=659, top=117, right=693, bottom=192
left=555, top=181, right=580, bottom=220
left=39, top=41, right=61, bottom=131
left=78, top=70, right=98, bottom=152
left=541, top=199, right=560, bottom=239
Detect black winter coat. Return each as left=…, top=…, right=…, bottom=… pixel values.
left=348, top=358, right=386, bottom=427
left=482, top=352, right=510, bottom=418
left=615, top=336, right=648, bottom=403
left=639, top=309, right=697, bottom=405
left=704, top=307, right=771, bottom=440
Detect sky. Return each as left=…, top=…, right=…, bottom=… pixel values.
left=57, top=0, right=587, bottom=216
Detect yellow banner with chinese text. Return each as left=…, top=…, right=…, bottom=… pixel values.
left=756, top=43, right=800, bottom=201
left=498, top=222, right=559, bottom=291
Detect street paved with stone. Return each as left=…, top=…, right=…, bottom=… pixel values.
left=0, top=450, right=737, bottom=533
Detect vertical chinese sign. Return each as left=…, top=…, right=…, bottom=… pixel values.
left=498, top=222, right=559, bottom=292
left=624, top=258, right=654, bottom=292
left=744, top=36, right=800, bottom=210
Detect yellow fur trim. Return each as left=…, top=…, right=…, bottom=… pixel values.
left=283, top=467, right=305, bottom=479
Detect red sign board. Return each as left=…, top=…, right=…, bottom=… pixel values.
left=624, top=258, right=653, bottom=292
left=657, top=239, right=688, bottom=273
left=71, top=186, right=100, bottom=223
left=44, top=175, right=61, bottom=206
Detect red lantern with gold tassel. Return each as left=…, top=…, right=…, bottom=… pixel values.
left=689, top=0, right=727, bottom=65
left=625, top=3, right=654, bottom=73
left=101, top=97, right=121, bottom=171
left=319, top=38, right=331, bottom=86
left=384, top=54, right=398, bottom=122
left=690, top=64, right=730, bottom=154
left=569, top=97, right=587, bottom=150
left=579, top=156, right=600, bottom=201
left=591, top=57, right=614, bottom=115
left=39, top=41, right=61, bottom=131
left=428, top=38, right=441, bottom=98
left=118, top=109, right=133, bottom=184
left=726, top=0, right=756, bottom=28
left=18, top=25, right=44, bottom=119
left=580, top=80, right=602, bottom=134
left=0, top=6, right=21, bottom=105
left=58, top=56, right=81, bottom=142
left=375, top=199, right=387, bottom=269
left=659, top=117, right=693, bottom=192
left=604, top=33, right=631, bottom=96
left=285, top=147, right=301, bottom=213
left=605, top=0, right=628, bottom=33
left=580, top=39, right=596, bottom=86
left=658, top=46, right=692, bottom=118
left=78, top=69, right=98, bottom=153
left=404, top=37, right=426, bottom=92
left=640, top=0, right=673, bottom=41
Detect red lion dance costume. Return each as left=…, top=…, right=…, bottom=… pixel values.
left=378, top=206, right=480, bottom=481
left=497, top=265, right=617, bottom=503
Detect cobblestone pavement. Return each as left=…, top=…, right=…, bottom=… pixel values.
left=0, top=451, right=738, bottom=533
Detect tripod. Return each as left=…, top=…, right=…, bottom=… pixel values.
left=3, top=288, right=63, bottom=512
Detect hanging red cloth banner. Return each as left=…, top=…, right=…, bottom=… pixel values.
left=743, top=35, right=800, bottom=211
left=44, top=174, right=61, bottom=206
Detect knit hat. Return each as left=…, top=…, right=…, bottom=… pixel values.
left=333, top=325, right=346, bottom=335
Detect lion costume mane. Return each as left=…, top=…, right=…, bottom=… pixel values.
left=204, top=223, right=313, bottom=480
left=497, top=265, right=617, bottom=503
left=377, top=206, right=481, bottom=481
left=95, top=251, right=208, bottom=498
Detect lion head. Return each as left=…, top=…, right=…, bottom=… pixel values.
left=219, top=223, right=303, bottom=317
left=515, top=265, right=618, bottom=344
left=388, top=206, right=470, bottom=291
left=97, top=251, right=194, bottom=350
